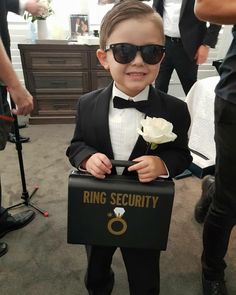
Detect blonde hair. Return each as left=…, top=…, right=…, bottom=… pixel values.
left=99, top=0, right=165, bottom=49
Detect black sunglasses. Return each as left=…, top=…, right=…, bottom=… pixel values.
left=104, top=43, right=165, bottom=65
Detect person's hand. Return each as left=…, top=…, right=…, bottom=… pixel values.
left=83, top=153, right=112, bottom=179
left=128, top=155, right=167, bottom=183
left=25, top=0, right=47, bottom=16
left=7, top=84, right=33, bottom=116
left=195, top=45, right=210, bottom=65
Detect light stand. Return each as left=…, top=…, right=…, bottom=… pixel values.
left=5, top=95, right=48, bottom=217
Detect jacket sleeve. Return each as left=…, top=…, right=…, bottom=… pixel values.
left=66, top=98, right=97, bottom=169
left=202, top=23, right=221, bottom=48
left=157, top=102, right=193, bottom=178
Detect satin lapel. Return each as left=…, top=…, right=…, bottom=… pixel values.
left=128, top=86, right=167, bottom=161
left=180, top=0, right=188, bottom=19
left=93, top=83, right=114, bottom=160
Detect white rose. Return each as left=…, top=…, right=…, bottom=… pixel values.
left=137, top=117, right=177, bottom=150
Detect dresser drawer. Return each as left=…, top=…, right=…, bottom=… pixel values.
left=28, top=71, right=89, bottom=94
left=91, top=71, right=112, bottom=90
left=25, top=52, right=89, bottom=70
left=35, top=94, right=79, bottom=116
left=90, top=52, right=105, bottom=70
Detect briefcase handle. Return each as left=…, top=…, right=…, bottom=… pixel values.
left=110, top=159, right=136, bottom=167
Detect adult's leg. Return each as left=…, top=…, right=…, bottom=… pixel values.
left=0, top=89, right=5, bottom=214
left=85, top=245, right=116, bottom=295
left=202, top=97, right=236, bottom=281
left=0, top=177, right=2, bottom=209
left=173, top=44, right=198, bottom=95
left=155, top=38, right=175, bottom=93
left=202, top=210, right=234, bottom=281
left=194, top=175, right=215, bottom=224
left=121, top=247, right=160, bottom=295
left=0, top=177, right=8, bottom=257
left=0, top=179, right=5, bottom=218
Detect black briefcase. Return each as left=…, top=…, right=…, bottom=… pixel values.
left=67, top=160, right=175, bottom=250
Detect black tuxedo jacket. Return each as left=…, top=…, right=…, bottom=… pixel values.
left=0, top=0, right=20, bottom=58
left=67, top=83, right=192, bottom=178
left=153, top=0, right=221, bottom=60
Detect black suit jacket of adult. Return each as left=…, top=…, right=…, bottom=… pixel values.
left=67, top=83, right=193, bottom=178
left=153, top=0, right=221, bottom=61
left=0, top=0, right=20, bottom=58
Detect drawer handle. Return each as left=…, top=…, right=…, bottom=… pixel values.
left=53, top=104, right=70, bottom=109
left=48, top=59, right=66, bottom=64
left=50, top=81, right=68, bottom=86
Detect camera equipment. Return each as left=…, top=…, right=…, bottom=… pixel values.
left=5, top=95, right=48, bottom=217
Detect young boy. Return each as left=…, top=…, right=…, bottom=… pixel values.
left=67, top=1, right=192, bottom=294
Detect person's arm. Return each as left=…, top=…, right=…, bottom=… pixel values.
left=5, top=0, right=20, bottom=14
left=6, top=0, right=45, bottom=16
left=195, top=23, right=221, bottom=64
left=0, top=39, right=33, bottom=115
left=21, top=0, right=46, bottom=16
left=194, top=0, right=236, bottom=24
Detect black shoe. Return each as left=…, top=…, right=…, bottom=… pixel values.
left=202, top=275, right=228, bottom=295
left=0, top=242, right=8, bottom=257
left=0, top=210, right=35, bottom=238
left=194, top=175, right=215, bottom=224
left=8, top=133, right=30, bottom=143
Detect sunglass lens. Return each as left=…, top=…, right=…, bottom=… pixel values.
left=142, top=45, right=163, bottom=64
left=113, top=44, right=136, bottom=64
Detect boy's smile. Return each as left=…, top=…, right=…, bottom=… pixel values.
left=126, top=71, right=147, bottom=78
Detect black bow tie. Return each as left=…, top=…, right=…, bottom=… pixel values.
left=113, top=96, right=150, bottom=113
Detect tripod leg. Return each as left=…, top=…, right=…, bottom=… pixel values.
left=28, top=186, right=49, bottom=217
left=5, top=94, right=49, bottom=217
left=28, top=202, right=49, bottom=217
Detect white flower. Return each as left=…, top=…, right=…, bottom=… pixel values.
left=39, top=0, right=51, bottom=18
left=137, top=117, right=177, bottom=150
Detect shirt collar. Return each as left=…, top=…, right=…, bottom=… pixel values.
left=112, top=83, right=149, bottom=102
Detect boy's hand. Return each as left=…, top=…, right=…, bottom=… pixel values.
left=84, top=153, right=112, bottom=179
left=128, top=156, right=167, bottom=183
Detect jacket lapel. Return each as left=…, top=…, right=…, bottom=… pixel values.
left=93, top=83, right=114, bottom=160
left=128, top=86, right=167, bottom=161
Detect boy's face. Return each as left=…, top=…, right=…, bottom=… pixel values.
left=97, top=18, right=164, bottom=97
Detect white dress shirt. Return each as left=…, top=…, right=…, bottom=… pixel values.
left=163, top=0, right=182, bottom=38
left=109, top=83, right=149, bottom=174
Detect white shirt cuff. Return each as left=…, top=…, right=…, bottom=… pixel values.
left=158, top=160, right=170, bottom=179
left=78, top=165, right=88, bottom=173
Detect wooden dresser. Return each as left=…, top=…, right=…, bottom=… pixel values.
left=18, top=43, right=112, bottom=124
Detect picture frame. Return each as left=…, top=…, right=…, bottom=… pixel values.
left=70, top=14, right=89, bottom=39
left=97, top=0, right=117, bottom=4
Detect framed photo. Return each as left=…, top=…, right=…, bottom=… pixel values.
left=98, top=0, right=117, bottom=4
left=70, top=14, right=89, bottom=38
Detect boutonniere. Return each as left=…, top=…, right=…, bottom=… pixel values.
left=137, top=116, right=177, bottom=151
